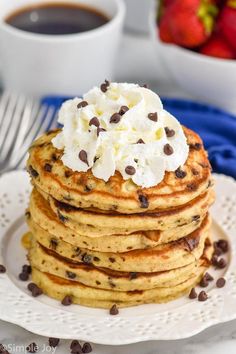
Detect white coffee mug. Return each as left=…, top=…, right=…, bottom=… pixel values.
left=0, top=0, right=125, bottom=97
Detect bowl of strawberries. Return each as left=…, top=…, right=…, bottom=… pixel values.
left=153, top=0, right=236, bottom=111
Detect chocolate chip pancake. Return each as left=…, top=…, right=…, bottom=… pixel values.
left=29, top=215, right=211, bottom=273
left=27, top=127, right=212, bottom=214
left=29, top=238, right=212, bottom=292
left=31, top=263, right=209, bottom=308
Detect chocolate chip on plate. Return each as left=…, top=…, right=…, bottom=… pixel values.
left=109, top=304, right=119, bottom=315
left=19, top=272, right=29, bottom=281
left=216, top=239, right=229, bottom=253
left=48, top=338, right=60, bottom=348
left=0, top=265, right=6, bottom=273
left=198, top=290, right=208, bottom=302
left=119, top=106, right=129, bottom=116
left=27, top=283, right=43, bottom=297
left=22, top=264, right=32, bottom=274
left=78, top=150, right=89, bottom=166
left=175, top=167, right=187, bottom=179
left=199, top=275, right=209, bottom=288
left=82, top=342, right=93, bottom=353
left=77, top=101, right=88, bottom=109
left=61, top=295, right=73, bottom=306
left=163, top=143, right=174, bottom=155
left=216, top=277, right=226, bottom=288
left=26, top=343, right=38, bottom=353
left=217, top=258, right=227, bottom=269
left=70, top=340, right=81, bottom=351
left=125, top=165, right=136, bottom=175
left=136, top=138, right=145, bottom=144
left=189, top=288, right=197, bottom=299
left=147, top=112, right=158, bottom=122
left=204, top=272, right=214, bottom=282
left=110, top=113, right=121, bottom=124
left=165, top=127, right=175, bottom=137
left=139, top=194, right=149, bottom=208
left=89, top=117, right=100, bottom=127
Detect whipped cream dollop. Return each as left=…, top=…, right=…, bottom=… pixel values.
left=52, top=82, right=189, bottom=188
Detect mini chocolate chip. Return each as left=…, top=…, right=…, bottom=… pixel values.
left=148, top=112, right=158, bottom=122
left=79, top=150, right=89, bottom=166
left=51, top=153, right=58, bottom=161
left=216, top=239, right=229, bottom=253
left=0, top=265, right=6, bottom=273
left=89, top=117, right=100, bottom=127
left=110, top=113, right=121, bottom=124
left=61, top=295, right=73, bottom=306
left=96, top=280, right=101, bottom=285
left=48, top=338, right=60, bottom=348
left=189, top=143, right=202, bottom=150
left=109, top=304, right=119, bottom=315
left=163, top=143, right=174, bottom=155
left=82, top=342, right=92, bottom=353
left=139, top=194, right=149, bottom=208
left=175, top=167, right=186, bottom=179
left=187, top=183, right=198, bottom=191
left=217, top=258, right=227, bottom=269
left=70, top=340, right=81, bottom=351
left=50, top=238, right=58, bottom=250
left=211, top=255, right=219, bottom=267
left=77, top=101, right=88, bottom=109
left=109, top=257, right=115, bottom=263
left=28, top=283, right=36, bottom=292
left=22, top=264, right=31, bottom=274
left=136, top=138, right=145, bottom=144
left=44, top=163, right=52, bottom=172
left=199, top=276, right=209, bottom=288
left=28, top=165, right=38, bottom=178
left=65, top=170, right=72, bottom=178
left=125, top=165, right=136, bottom=175
left=216, top=277, right=226, bottom=288
left=191, top=168, right=199, bottom=176
left=31, top=285, right=43, bottom=297
left=93, top=256, right=100, bottom=262
left=198, top=290, right=208, bottom=302
left=19, top=272, right=29, bottom=281
left=97, top=127, right=106, bottom=136
left=82, top=254, right=92, bottom=264
left=26, top=342, right=38, bottom=353
left=100, top=79, right=110, bottom=92
left=66, top=271, right=76, bottom=279
left=142, top=84, right=148, bottom=88
left=213, top=243, right=223, bottom=257
left=192, top=215, right=200, bottom=222
left=165, top=127, right=175, bottom=137
left=119, top=106, right=129, bottom=115
left=25, top=211, right=31, bottom=219
left=189, top=288, right=197, bottom=299
left=129, top=272, right=137, bottom=280
left=205, top=272, right=214, bottom=281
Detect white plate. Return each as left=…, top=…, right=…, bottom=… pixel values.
left=0, top=171, right=235, bottom=345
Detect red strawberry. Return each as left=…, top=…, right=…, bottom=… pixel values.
left=166, top=0, right=219, bottom=48
left=219, top=1, right=236, bottom=51
left=199, top=33, right=235, bottom=58
left=159, top=15, right=176, bottom=43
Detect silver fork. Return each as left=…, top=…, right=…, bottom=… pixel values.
left=0, top=91, right=58, bottom=175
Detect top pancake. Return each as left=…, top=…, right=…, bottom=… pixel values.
left=27, top=127, right=212, bottom=214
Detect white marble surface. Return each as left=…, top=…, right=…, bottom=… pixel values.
left=1, top=33, right=236, bottom=353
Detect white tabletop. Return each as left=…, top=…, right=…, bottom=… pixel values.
left=1, top=33, right=236, bottom=353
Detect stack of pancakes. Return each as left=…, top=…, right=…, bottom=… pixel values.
left=26, top=127, right=214, bottom=308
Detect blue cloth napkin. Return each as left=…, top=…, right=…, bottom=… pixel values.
left=42, top=96, right=236, bottom=179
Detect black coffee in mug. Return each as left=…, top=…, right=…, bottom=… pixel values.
left=5, top=2, right=109, bottom=35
